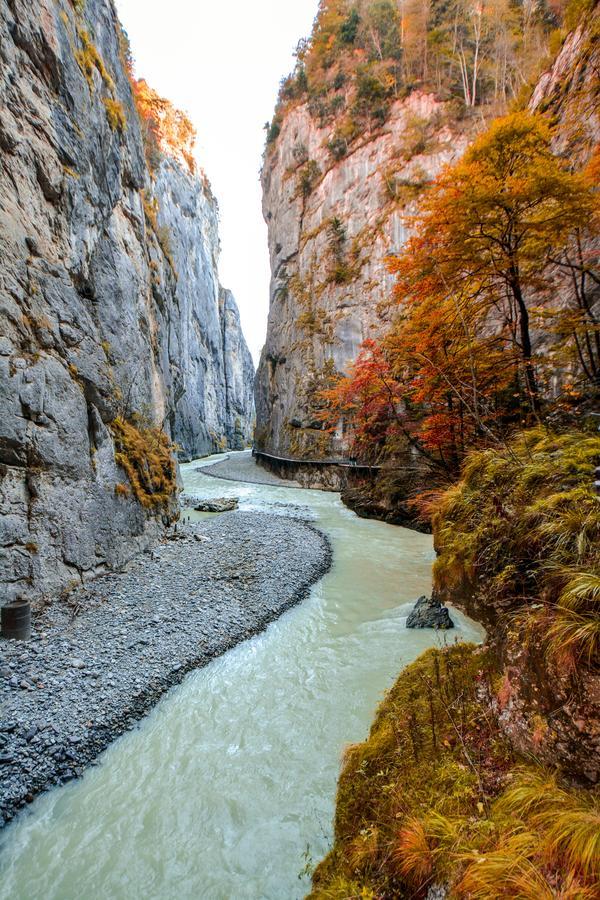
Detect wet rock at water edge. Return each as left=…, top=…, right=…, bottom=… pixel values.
left=406, top=595, right=454, bottom=630
left=193, top=498, right=239, bottom=513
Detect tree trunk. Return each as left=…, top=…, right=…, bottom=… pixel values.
left=509, top=265, right=540, bottom=413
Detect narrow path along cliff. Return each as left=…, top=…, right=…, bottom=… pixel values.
left=0, top=452, right=483, bottom=898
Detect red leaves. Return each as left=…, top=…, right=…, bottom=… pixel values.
left=322, top=114, right=599, bottom=471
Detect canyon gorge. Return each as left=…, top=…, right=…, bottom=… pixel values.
left=0, top=1, right=599, bottom=898
left=0, top=0, right=254, bottom=604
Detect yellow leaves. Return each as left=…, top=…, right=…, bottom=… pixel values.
left=103, top=98, right=126, bottom=132
left=418, top=112, right=594, bottom=275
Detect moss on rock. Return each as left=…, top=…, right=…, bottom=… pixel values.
left=310, top=643, right=600, bottom=898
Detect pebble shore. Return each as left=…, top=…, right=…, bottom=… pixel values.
left=0, top=511, right=331, bottom=827
left=197, top=452, right=302, bottom=487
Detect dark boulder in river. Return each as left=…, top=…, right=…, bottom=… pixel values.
left=406, top=595, right=454, bottom=629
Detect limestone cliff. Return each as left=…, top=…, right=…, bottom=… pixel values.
left=133, top=80, right=255, bottom=459
left=255, top=2, right=597, bottom=473
left=531, top=8, right=600, bottom=161
left=0, top=0, right=253, bottom=603
left=219, top=288, right=256, bottom=451
left=255, top=93, right=473, bottom=462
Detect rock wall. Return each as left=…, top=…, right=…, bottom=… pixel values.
left=255, top=8, right=599, bottom=472
left=135, top=80, right=255, bottom=460
left=219, top=288, right=255, bottom=451
left=531, top=8, right=600, bottom=162
left=0, top=0, right=253, bottom=603
left=150, top=156, right=254, bottom=460
left=255, top=92, right=473, bottom=461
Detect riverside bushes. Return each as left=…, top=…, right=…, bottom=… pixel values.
left=432, top=428, right=600, bottom=673
left=310, top=429, right=600, bottom=897
left=310, top=642, right=600, bottom=899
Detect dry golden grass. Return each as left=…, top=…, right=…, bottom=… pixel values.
left=103, top=98, right=126, bottom=132
left=432, top=429, right=600, bottom=673
left=309, top=644, right=600, bottom=898
left=75, top=28, right=114, bottom=93
left=110, top=416, right=177, bottom=511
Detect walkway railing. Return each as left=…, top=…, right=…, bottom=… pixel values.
left=252, top=447, right=377, bottom=469
left=252, top=448, right=422, bottom=473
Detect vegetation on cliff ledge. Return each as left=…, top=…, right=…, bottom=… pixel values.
left=432, top=429, right=600, bottom=672
left=320, top=111, right=599, bottom=473
left=267, top=0, right=573, bottom=154
left=110, top=416, right=178, bottom=511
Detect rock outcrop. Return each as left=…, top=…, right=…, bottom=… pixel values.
left=0, top=0, right=253, bottom=603
left=219, top=288, right=255, bottom=452
left=255, top=92, right=473, bottom=463
left=530, top=9, right=600, bottom=161
left=255, top=5, right=599, bottom=489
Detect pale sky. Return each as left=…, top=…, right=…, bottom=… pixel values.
left=115, top=0, right=319, bottom=364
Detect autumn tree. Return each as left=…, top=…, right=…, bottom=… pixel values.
left=320, top=284, right=516, bottom=473
left=320, top=340, right=405, bottom=463
left=321, top=112, right=598, bottom=470
left=388, top=111, right=595, bottom=414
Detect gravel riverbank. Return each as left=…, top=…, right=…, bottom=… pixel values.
left=0, top=512, right=331, bottom=827
left=197, top=451, right=302, bottom=487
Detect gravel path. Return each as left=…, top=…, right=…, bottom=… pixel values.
left=0, top=512, right=331, bottom=827
left=197, top=451, right=302, bottom=488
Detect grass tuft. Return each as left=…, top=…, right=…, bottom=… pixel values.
left=432, top=428, right=600, bottom=672
left=110, top=416, right=177, bottom=511
left=309, top=643, right=600, bottom=898
left=75, top=28, right=114, bottom=93
left=103, top=98, right=126, bottom=132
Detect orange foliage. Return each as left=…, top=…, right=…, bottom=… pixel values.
left=132, top=79, right=196, bottom=174
left=320, top=340, right=406, bottom=464
left=320, top=113, right=598, bottom=472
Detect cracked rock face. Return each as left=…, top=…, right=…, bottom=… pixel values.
left=151, top=159, right=255, bottom=461
left=0, top=0, right=253, bottom=603
left=255, top=9, right=600, bottom=469
left=255, top=92, right=471, bottom=461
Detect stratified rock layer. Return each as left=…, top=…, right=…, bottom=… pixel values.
left=0, top=0, right=253, bottom=602
left=255, top=93, right=472, bottom=461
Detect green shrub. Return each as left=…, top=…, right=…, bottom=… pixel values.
left=265, top=117, right=282, bottom=145
left=339, top=7, right=360, bottom=44
left=297, top=159, right=322, bottom=198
